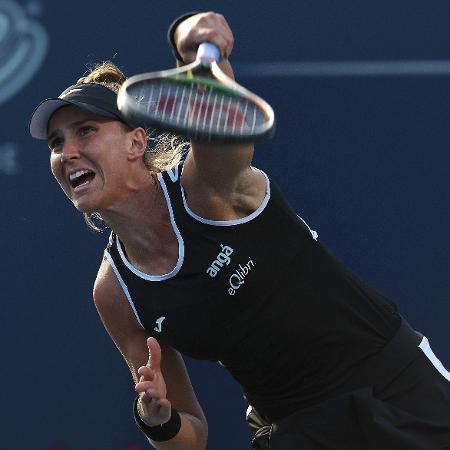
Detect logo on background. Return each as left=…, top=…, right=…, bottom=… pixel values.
left=0, top=142, right=19, bottom=175
left=0, top=0, right=48, bottom=105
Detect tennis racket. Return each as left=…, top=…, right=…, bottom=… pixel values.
left=117, top=43, right=275, bottom=142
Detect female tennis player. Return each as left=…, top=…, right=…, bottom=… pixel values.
left=29, top=12, right=450, bottom=450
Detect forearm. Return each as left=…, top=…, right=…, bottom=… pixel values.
left=146, top=412, right=208, bottom=450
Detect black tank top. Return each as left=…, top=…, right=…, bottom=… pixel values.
left=105, top=163, right=401, bottom=420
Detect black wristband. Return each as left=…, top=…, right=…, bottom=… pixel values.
left=133, top=397, right=182, bottom=442
left=167, top=12, right=198, bottom=63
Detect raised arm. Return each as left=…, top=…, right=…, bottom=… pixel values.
left=93, top=257, right=207, bottom=450
left=171, top=12, right=267, bottom=221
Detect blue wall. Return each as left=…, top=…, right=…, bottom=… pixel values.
left=1, top=1, right=448, bottom=449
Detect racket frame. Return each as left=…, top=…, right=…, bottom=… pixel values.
left=117, top=49, right=275, bottom=143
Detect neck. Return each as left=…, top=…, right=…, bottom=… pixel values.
left=100, top=174, right=173, bottom=259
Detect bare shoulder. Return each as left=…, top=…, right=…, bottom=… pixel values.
left=93, top=256, right=135, bottom=323
left=92, top=255, right=145, bottom=356
left=93, top=254, right=121, bottom=302
left=182, top=152, right=267, bottom=220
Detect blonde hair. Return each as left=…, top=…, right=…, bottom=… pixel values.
left=77, top=61, right=189, bottom=231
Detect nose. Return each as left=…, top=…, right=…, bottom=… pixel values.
left=59, top=138, right=81, bottom=164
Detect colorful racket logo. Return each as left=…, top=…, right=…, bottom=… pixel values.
left=154, top=94, right=248, bottom=130
left=0, top=0, right=48, bottom=104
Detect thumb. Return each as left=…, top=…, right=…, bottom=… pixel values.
left=147, top=336, right=162, bottom=371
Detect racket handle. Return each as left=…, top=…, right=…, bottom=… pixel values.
left=197, top=42, right=221, bottom=63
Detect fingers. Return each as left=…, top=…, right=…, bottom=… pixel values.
left=135, top=370, right=169, bottom=410
left=137, top=365, right=154, bottom=381
left=147, top=336, right=162, bottom=371
left=136, top=393, right=172, bottom=426
left=175, top=12, right=234, bottom=63
left=135, top=337, right=167, bottom=401
left=135, top=380, right=163, bottom=399
left=135, top=371, right=165, bottom=399
left=194, top=12, right=234, bottom=57
left=134, top=336, right=171, bottom=426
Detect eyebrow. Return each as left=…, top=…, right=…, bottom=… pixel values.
left=47, top=119, right=94, bottom=142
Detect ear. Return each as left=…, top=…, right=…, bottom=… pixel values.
left=126, top=127, right=147, bottom=161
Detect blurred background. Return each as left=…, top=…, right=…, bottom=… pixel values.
left=1, top=0, right=449, bottom=449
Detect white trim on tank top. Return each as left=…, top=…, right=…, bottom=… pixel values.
left=114, top=173, right=185, bottom=281
left=419, top=336, right=450, bottom=382
left=104, top=250, right=145, bottom=329
left=180, top=167, right=271, bottom=226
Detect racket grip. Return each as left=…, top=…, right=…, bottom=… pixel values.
left=197, top=42, right=221, bottom=62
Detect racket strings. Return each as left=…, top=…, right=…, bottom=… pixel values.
left=132, top=79, right=266, bottom=138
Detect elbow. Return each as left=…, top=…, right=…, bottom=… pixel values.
left=193, top=415, right=209, bottom=450
left=195, top=417, right=208, bottom=450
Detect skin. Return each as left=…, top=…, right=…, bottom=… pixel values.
left=48, top=12, right=266, bottom=450
left=49, top=111, right=151, bottom=214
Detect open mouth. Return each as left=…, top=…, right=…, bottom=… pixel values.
left=68, top=169, right=95, bottom=189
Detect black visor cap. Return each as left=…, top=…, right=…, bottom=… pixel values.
left=29, top=83, right=138, bottom=140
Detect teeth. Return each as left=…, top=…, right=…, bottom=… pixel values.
left=69, top=170, right=90, bottom=181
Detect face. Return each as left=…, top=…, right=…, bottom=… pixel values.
left=48, top=105, right=139, bottom=213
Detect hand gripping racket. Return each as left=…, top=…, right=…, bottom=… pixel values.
left=117, top=43, right=275, bottom=142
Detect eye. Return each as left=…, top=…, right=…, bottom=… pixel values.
left=78, top=125, right=95, bottom=137
left=48, top=136, right=64, bottom=152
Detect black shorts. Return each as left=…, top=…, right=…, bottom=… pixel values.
left=249, top=321, right=450, bottom=450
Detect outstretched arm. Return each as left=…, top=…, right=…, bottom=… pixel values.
left=93, top=257, right=207, bottom=450
left=170, top=12, right=267, bottom=222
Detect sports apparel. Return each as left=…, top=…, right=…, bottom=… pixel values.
left=29, top=83, right=139, bottom=140
left=167, top=12, right=198, bottom=63
left=105, top=162, right=405, bottom=421
left=133, top=398, right=181, bottom=442
left=249, top=320, right=450, bottom=449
